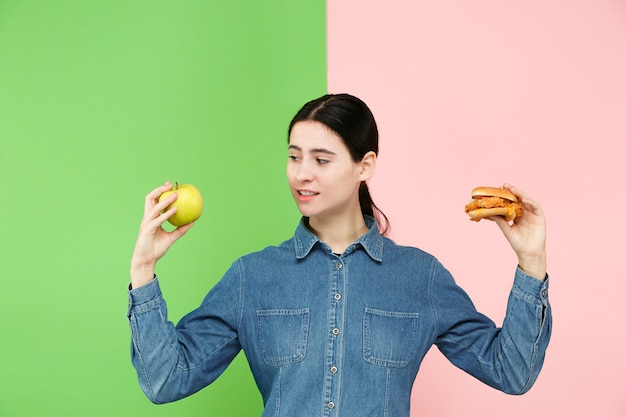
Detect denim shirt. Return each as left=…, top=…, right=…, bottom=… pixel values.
left=127, top=216, right=551, bottom=416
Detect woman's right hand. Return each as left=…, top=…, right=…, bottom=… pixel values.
left=130, top=181, right=195, bottom=288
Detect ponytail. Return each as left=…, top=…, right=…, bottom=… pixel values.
left=359, top=182, right=390, bottom=236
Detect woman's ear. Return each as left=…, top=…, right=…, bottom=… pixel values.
left=358, top=151, right=377, bottom=181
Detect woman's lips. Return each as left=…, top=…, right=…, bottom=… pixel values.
left=296, top=189, right=319, bottom=201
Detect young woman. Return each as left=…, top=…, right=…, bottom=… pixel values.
left=128, top=93, right=551, bottom=416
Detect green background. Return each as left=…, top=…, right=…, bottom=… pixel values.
left=0, top=1, right=326, bottom=415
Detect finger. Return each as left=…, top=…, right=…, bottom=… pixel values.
left=160, top=203, right=178, bottom=219
left=503, top=183, right=542, bottom=213
left=502, top=183, right=527, bottom=202
left=502, top=183, right=532, bottom=201
left=503, top=184, right=538, bottom=207
left=522, top=198, right=542, bottom=216
left=146, top=181, right=173, bottom=203
left=144, top=204, right=179, bottom=231
left=145, top=190, right=179, bottom=222
left=137, top=201, right=178, bottom=238
left=144, top=181, right=173, bottom=213
left=147, top=192, right=179, bottom=220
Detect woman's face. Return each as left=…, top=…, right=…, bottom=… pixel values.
left=287, top=120, right=368, bottom=220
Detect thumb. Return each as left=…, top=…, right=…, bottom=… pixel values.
left=170, top=222, right=195, bottom=243
left=491, top=215, right=513, bottom=238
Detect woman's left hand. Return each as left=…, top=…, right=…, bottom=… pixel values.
left=492, top=183, right=547, bottom=281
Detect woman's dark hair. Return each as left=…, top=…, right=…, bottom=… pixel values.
left=288, top=93, right=390, bottom=235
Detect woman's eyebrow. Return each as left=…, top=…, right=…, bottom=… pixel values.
left=288, top=144, right=336, bottom=155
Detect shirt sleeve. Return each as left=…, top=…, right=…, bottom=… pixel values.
left=432, top=263, right=552, bottom=395
left=126, top=261, right=243, bottom=404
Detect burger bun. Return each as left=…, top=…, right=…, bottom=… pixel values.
left=471, top=186, right=518, bottom=202
left=466, top=207, right=517, bottom=222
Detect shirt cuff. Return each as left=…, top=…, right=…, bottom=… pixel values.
left=513, top=267, right=549, bottom=305
left=127, top=276, right=162, bottom=316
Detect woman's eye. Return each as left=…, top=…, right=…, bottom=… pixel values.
left=317, top=158, right=329, bottom=165
left=288, top=155, right=300, bottom=161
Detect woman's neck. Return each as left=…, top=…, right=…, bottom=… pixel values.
left=307, top=212, right=369, bottom=255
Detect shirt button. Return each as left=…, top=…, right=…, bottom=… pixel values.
left=336, top=262, right=342, bottom=269
left=332, top=328, right=340, bottom=336
left=330, top=366, right=338, bottom=374
left=328, top=402, right=335, bottom=410
left=334, top=293, right=341, bottom=301
left=541, top=290, right=547, bottom=297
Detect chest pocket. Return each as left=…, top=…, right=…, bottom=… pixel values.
left=363, top=308, right=419, bottom=368
left=256, top=308, right=310, bottom=366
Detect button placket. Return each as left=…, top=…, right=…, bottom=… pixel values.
left=323, top=256, right=345, bottom=415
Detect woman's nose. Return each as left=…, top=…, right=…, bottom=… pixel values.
left=295, top=160, right=314, bottom=182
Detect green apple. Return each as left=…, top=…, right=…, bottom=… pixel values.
left=158, top=182, right=204, bottom=227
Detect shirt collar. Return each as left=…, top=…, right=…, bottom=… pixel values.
left=293, top=216, right=384, bottom=262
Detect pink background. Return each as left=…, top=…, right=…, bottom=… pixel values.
left=328, top=1, right=626, bottom=416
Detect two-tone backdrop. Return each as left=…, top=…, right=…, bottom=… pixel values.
left=1, top=1, right=625, bottom=416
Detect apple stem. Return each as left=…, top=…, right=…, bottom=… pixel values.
left=175, top=181, right=179, bottom=190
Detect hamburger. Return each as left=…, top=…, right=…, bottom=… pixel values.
left=464, top=186, right=523, bottom=222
